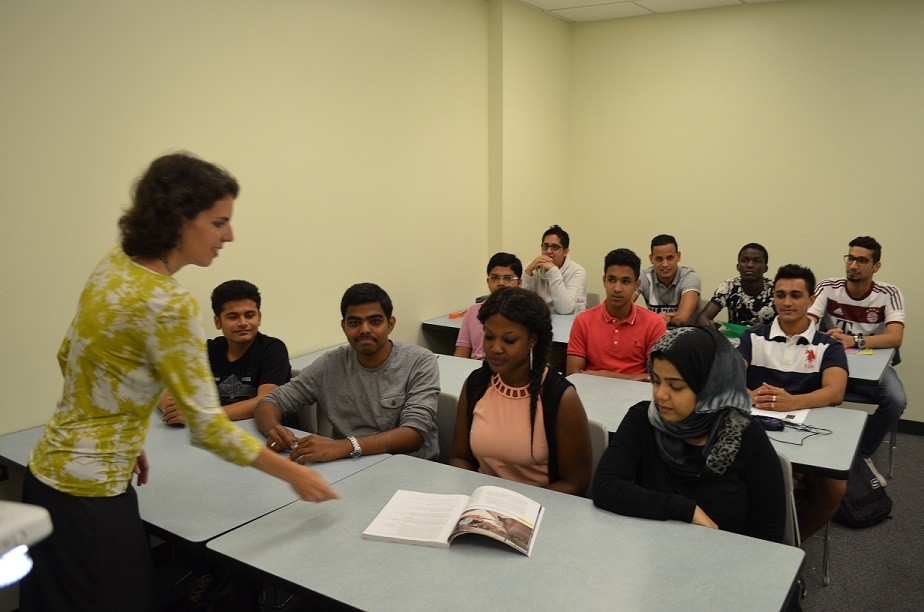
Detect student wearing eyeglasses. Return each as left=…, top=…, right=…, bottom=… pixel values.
left=454, top=252, right=523, bottom=360
left=521, top=224, right=587, bottom=314
left=809, top=236, right=906, bottom=473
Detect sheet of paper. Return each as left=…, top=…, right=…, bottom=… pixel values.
left=750, top=407, right=809, bottom=425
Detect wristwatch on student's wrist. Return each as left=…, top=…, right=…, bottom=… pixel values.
left=348, top=436, right=362, bottom=458
left=854, top=333, right=866, bottom=350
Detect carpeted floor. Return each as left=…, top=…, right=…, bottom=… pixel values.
left=800, top=432, right=924, bottom=611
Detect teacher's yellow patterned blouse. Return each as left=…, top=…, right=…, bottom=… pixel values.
left=29, top=247, right=263, bottom=497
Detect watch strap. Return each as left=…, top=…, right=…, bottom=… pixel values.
left=348, top=436, right=362, bottom=458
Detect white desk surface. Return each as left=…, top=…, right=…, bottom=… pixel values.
left=0, top=424, right=42, bottom=467
left=290, top=344, right=345, bottom=372
left=435, top=354, right=482, bottom=399
left=208, top=455, right=803, bottom=612
left=567, top=372, right=652, bottom=432
left=424, top=312, right=576, bottom=345
left=845, top=348, right=894, bottom=385
left=0, top=415, right=388, bottom=543
left=567, top=373, right=864, bottom=479
left=423, top=314, right=893, bottom=386
left=766, top=407, right=865, bottom=479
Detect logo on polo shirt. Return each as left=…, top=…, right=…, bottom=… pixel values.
left=804, top=348, right=817, bottom=370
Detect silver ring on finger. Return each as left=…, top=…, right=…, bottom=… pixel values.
left=270, top=440, right=277, bottom=449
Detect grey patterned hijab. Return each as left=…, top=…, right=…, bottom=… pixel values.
left=647, top=326, right=752, bottom=478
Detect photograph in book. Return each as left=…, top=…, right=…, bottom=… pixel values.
left=361, top=485, right=544, bottom=556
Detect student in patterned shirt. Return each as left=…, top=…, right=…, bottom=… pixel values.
left=697, top=243, right=776, bottom=328
left=21, top=153, right=336, bottom=611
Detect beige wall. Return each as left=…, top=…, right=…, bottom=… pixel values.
left=495, top=0, right=574, bottom=260
left=569, top=0, right=921, bottom=423
left=0, top=0, right=919, bottom=437
left=0, top=0, right=489, bottom=434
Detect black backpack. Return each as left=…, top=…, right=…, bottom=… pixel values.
left=833, top=454, right=893, bottom=528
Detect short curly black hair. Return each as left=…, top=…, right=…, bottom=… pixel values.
left=119, top=152, right=239, bottom=258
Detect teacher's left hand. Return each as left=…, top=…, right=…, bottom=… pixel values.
left=133, top=450, right=149, bottom=486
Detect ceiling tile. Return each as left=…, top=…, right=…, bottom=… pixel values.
left=554, top=3, right=652, bottom=22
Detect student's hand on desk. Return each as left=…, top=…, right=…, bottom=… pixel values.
left=266, top=426, right=298, bottom=453
left=160, top=405, right=186, bottom=426
left=289, top=434, right=349, bottom=463
left=752, top=384, right=794, bottom=412
left=691, top=506, right=718, bottom=529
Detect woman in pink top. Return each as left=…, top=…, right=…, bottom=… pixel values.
left=449, top=288, right=592, bottom=495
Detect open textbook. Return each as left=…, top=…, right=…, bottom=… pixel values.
left=362, top=486, right=544, bottom=556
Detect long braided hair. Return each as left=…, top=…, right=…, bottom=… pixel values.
left=477, top=288, right=553, bottom=455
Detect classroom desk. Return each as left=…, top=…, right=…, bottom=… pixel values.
left=567, top=373, right=651, bottom=432
left=566, top=373, right=864, bottom=480
left=0, top=415, right=388, bottom=543
left=290, top=344, right=344, bottom=372
left=765, top=407, right=866, bottom=480
left=435, top=354, right=482, bottom=399
left=425, top=315, right=892, bottom=386
left=845, top=348, right=894, bottom=386
left=207, top=454, right=803, bottom=612
left=422, top=312, right=576, bottom=354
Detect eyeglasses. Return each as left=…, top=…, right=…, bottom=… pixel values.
left=844, top=255, right=873, bottom=266
left=541, top=243, right=564, bottom=252
left=488, top=275, right=519, bottom=283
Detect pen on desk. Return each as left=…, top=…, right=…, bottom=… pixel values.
left=447, top=309, right=468, bottom=319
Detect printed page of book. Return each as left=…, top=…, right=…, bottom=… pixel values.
left=362, top=490, right=470, bottom=548
left=449, top=485, right=544, bottom=556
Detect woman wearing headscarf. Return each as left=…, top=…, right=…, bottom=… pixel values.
left=592, top=325, right=785, bottom=542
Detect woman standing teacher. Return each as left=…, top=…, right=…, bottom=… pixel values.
left=21, top=153, right=337, bottom=610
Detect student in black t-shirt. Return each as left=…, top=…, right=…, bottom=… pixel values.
left=159, top=280, right=290, bottom=424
